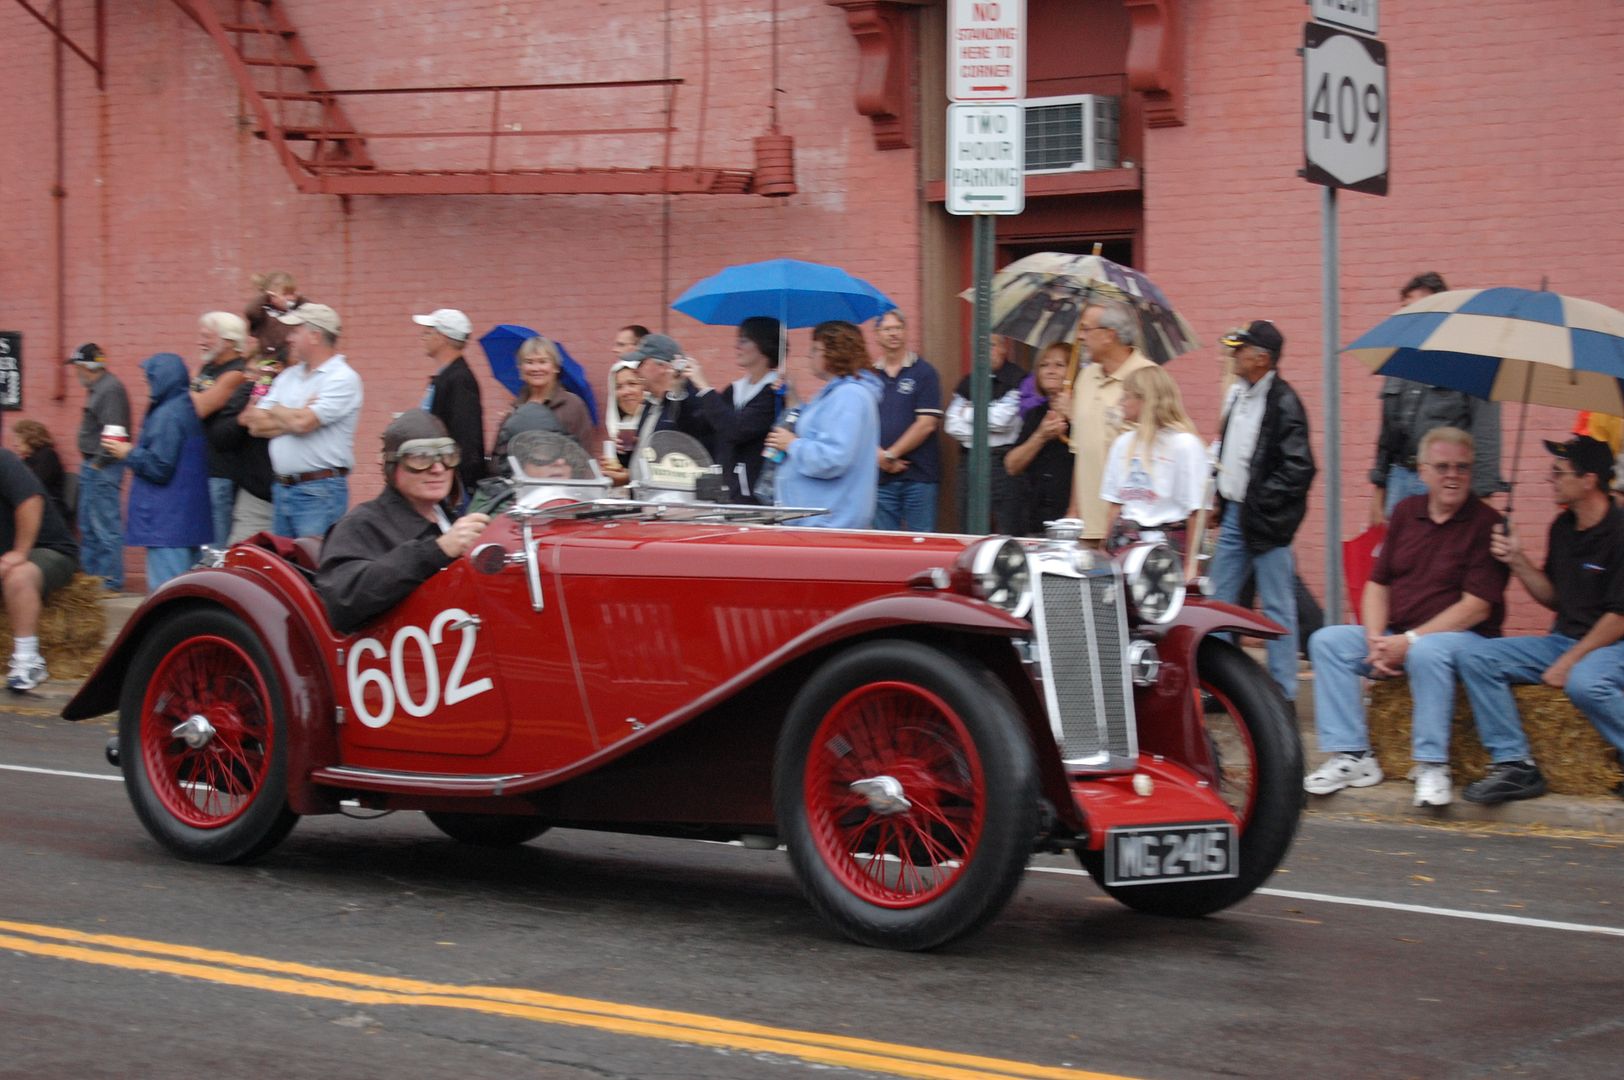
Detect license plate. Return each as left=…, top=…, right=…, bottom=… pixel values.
left=1103, top=823, right=1237, bottom=886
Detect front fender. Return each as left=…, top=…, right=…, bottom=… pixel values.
left=1132, top=597, right=1287, bottom=784
left=64, top=567, right=341, bottom=816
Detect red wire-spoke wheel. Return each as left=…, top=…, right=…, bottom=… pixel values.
left=804, top=681, right=985, bottom=909
left=1077, top=637, right=1304, bottom=918
left=120, top=609, right=298, bottom=864
left=141, top=635, right=273, bottom=828
left=775, top=640, right=1038, bottom=951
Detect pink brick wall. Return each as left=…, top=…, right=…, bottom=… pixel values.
left=0, top=0, right=919, bottom=525
left=1142, top=0, right=1624, bottom=633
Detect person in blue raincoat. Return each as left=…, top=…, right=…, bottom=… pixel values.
left=764, top=320, right=882, bottom=529
left=100, top=353, right=214, bottom=592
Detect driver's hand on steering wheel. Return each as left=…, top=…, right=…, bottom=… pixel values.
left=438, top=513, right=491, bottom=559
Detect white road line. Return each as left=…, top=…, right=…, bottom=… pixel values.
left=1026, top=864, right=1624, bottom=938
left=0, top=764, right=122, bottom=783
left=8, top=759, right=1623, bottom=939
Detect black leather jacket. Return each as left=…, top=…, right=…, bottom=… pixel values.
left=1218, top=374, right=1317, bottom=553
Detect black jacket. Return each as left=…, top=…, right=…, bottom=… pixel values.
left=316, top=486, right=456, bottom=634
left=1372, top=377, right=1504, bottom=497
left=429, top=355, right=487, bottom=495
left=1218, top=374, right=1317, bottom=553
left=696, top=382, right=782, bottom=503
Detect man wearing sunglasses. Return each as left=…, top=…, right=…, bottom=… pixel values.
left=1455, top=436, right=1624, bottom=804
left=1304, top=428, right=1509, bottom=807
left=316, top=411, right=490, bottom=634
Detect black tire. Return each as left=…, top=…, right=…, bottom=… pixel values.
left=424, top=812, right=550, bottom=847
left=119, top=608, right=299, bottom=864
left=1078, top=637, right=1303, bottom=916
left=774, top=639, right=1040, bottom=951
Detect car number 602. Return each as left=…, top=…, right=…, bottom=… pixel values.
left=346, top=608, right=494, bottom=728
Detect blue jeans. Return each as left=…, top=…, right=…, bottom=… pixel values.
left=1383, top=465, right=1428, bottom=517
left=1309, top=625, right=1482, bottom=762
left=271, top=475, right=348, bottom=539
left=1211, top=503, right=1299, bottom=701
left=208, top=476, right=237, bottom=548
left=77, top=462, right=125, bottom=591
left=145, top=546, right=200, bottom=593
left=875, top=479, right=938, bottom=532
left=1458, top=634, right=1624, bottom=761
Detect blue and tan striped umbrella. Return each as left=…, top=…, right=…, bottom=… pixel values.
left=1344, top=286, right=1624, bottom=414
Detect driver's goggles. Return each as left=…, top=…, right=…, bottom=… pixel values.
left=389, top=437, right=461, bottom=473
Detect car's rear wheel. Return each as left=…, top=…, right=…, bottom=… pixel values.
left=424, top=812, right=550, bottom=846
left=775, top=640, right=1039, bottom=951
left=120, top=608, right=298, bottom=864
left=1078, top=637, right=1302, bottom=916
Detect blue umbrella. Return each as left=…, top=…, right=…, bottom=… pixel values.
left=1345, top=286, right=1624, bottom=514
left=479, top=324, right=600, bottom=425
left=672, top=258, right=896, bottom=329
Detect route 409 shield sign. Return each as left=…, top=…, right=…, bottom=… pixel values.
left=1303, top=23, right=1389, bottom=196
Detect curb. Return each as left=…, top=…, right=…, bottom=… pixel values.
left=1304, top=779, right=1624, bottom=837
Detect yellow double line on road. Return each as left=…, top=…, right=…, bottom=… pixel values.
left=0, top=919, right=1135, bottom=1080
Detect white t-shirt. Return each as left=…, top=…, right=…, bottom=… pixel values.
left=1101, top=428, right=1208, bottom=527
left=258, top=354, right=363, bottom=474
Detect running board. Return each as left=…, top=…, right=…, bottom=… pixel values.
left=311, top=765, right=533, bottom=797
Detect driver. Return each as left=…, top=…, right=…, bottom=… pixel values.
left=316, top=411, right=490, bottom=633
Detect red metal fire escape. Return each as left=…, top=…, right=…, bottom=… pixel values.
left=171, top=0, right=794, bottom=197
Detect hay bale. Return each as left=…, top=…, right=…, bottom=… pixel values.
left=1368, top=679, right=1623, bottom=796
left=0, top=573, right=108, bottom=681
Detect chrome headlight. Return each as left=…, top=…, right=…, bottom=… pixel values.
left=1119, top=542, right=1186, bottom=625
left=967, top=538, right=1032, bottom=618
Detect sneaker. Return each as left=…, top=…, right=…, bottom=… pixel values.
left=1412, top=763, right=1452, bottom=807
left=1304, top=753, right=1384, bottom=795
left=1462, top=761, right=1547, bottom=806
left=6, top=655, right=48, bottom=693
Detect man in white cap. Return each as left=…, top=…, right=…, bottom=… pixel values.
left=241, top=303, right=363, bottom=538
left=412, top=307, right=485, bottom=497
left=65, top=342, right=130, bottom=591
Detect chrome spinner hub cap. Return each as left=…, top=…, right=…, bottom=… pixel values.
left=850, top=775, right=912, bottom=816
left=171, top=714, right=217, bottom=750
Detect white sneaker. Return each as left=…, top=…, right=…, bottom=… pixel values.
left=7, top=655, right=48, bottom=693
left=1304, top=753, right=1384, bottom=795
left=1412, top=763, right=1452, bottom=807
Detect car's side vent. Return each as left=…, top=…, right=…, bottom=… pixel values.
left=1023, top=95, right=1120, bottom=174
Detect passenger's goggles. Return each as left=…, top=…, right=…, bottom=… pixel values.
left=389, top=437, right=461, bottom=473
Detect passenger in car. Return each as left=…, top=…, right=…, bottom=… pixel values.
left=316, top=411, right=490, bottom=633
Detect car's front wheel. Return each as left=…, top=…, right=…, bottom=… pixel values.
left=774, top=639, right=1039, bottom=951
left=1079, top=637, right=1303, bottom=916
left=119, top=608, right=298, bottom=864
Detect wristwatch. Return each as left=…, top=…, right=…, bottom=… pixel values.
left=1403, top=630, right=1419, bottom=646
left=883, top=450, right=897, bottom=463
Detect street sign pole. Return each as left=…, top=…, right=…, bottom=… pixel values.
left=1321, top=185, right=1342, bottom=624
left=1302, top=10, right=1386, bottom=625
left=968, top=213, right=995, bottom=533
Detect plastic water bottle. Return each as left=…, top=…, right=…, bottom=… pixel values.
left=762, top=406, right=801, bottom=464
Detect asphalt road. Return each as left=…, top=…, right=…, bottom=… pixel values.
left=3, top=707, right=1622, bottom=1080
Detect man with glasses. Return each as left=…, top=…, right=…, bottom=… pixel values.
left=316, top=411, right=490, bottom=634
left=1066, top=301, right=1155, bottom=545
left=1304, top=428, right=1509, bottom=806
left=1455, top=436, right=1624, bottom=804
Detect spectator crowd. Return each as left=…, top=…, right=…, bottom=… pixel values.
left=5, top=266, right=1623, bottom=813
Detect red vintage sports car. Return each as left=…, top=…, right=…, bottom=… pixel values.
left=67, top=451, right=1303, bottom=951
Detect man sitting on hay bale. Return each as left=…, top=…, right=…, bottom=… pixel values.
left=1457, top=436, right=1624, bottom=805
left=1304, top=427, right=1509, bottom=807
left=2, top=447, right=80, bottom=691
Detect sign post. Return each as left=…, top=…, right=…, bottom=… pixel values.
left=1302, top=2, right=1386, bottom=624
left=947, top=0, right=1026, bottom=533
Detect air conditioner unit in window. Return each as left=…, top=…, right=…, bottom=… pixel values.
left=1024, top=95, right=1120, bottom=174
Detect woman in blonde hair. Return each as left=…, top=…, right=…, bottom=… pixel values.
left=1100, top=364, right=1208, bottom=580
left=493, top=335, right=596, bottom=458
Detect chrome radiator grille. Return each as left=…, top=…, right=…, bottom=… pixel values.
left=1031, top=565, right=1137, bottom=766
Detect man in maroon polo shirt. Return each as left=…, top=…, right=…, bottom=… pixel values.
left=1303, top=427, right=1509, bottom=807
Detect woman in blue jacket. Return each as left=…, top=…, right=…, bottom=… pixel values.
left=101, top=353, right=214, bottom=591
left=764, top=320, right=881, bottom=529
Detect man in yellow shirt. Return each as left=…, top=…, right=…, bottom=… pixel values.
left=1065, top=300, right=1155, bottom=543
